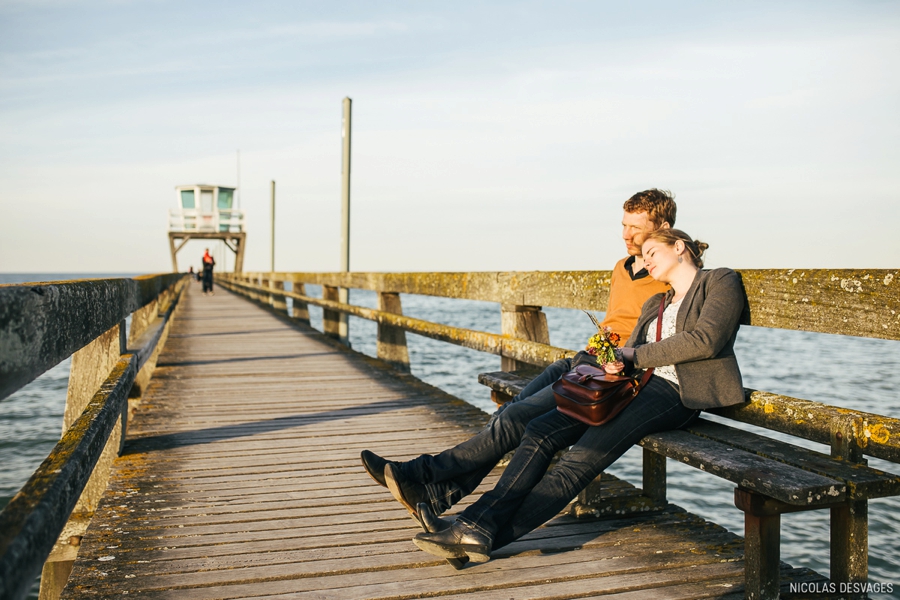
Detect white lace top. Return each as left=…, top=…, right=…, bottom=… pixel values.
left=645, top=297, right=683, bottom=385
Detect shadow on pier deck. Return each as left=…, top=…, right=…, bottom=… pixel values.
left=61, top=284, right=823, bottom=599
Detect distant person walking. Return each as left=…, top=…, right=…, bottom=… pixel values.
left=201, top=249, right=216, bottom=295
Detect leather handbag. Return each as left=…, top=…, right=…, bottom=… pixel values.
left=552, top=297, right=665, bottom=426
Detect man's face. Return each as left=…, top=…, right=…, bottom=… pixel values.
left=621, top=211, right=657, bottom=256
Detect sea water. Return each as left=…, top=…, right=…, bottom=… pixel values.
left=2, top=277, right=898, bottom=598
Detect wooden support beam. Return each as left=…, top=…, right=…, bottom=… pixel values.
left=233, top=234, right=245, bottom=273
left=376, top=292, right=410, bottom=372
left=322, top=285, right=341, bottom=339
left=168, top=235, right=179, bottom=272
left=261, top=278, right=271, bottom=306
left=173, top=235, right=192, bottom=254
left=500, top=304, right=549, bottom=371
left=290, top=281, right=310, bottom=324
left=128, top=298, right=159, bottom=401
left=271, top=280, right=287, bottom=314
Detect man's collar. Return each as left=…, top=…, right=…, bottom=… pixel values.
left=623, top=255, right=651, bottom=281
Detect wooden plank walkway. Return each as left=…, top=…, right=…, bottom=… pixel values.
left=61, top=283, right=823, bottom=599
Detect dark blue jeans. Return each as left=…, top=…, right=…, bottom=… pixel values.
left=398, top=358, right=573, bottom=513
left=455, top=376, right=699, bottom=549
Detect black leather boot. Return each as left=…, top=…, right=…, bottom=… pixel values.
left=414, top=519, right=492, bottom=563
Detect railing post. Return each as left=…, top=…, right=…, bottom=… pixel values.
left=128, top=297, right=158, bottom=402
left=830, top=417, right=868, bottom=596
left=323, top=285, right=342, bottom=339
left=500, top=304, right=549, bottom=371
left=261, top=276, right=270, bottom=305
left=39, top=322, right=126, bottom=599
left=128, top=282, right=182, bottom=416
left=272, top=279, right=287, bottom=314
left=291, top=279, right=311, bottom=324
left=338, top=288, right=350, bottom=346
left=377, top=292, right=410, bottom=372
left=254, top=275, right=263, bottom=303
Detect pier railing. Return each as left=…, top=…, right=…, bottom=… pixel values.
left=217, top=268, right=900, bottom=464
left=218, top=268, right=900, bottom=597
left=0, top=273, right=188, bottom=600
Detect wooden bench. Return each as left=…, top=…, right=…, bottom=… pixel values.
left=478, top=370, right=900, bottom=600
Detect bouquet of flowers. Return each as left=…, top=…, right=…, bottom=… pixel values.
left=583, top=311, right=621, bottom=365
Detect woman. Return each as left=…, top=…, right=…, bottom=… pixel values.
left=413, top=229, right=748, bottom=563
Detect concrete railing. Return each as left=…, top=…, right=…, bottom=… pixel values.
left=0, top=273, right=188, bottom=600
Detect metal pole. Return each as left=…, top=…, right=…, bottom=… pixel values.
left=339, top=97, right=351, bottom=346
left=270, top=180, right=276, bottom=273
left=236, top=150, right=241, bottom=210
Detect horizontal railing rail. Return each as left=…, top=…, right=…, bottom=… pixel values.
left=219, top=276, right=575, bottom=367
left=0, top=274, right=187, bottom=600
left=232, top=269, right=899, bottom=341
left=0, top=273, right=184, bottom=402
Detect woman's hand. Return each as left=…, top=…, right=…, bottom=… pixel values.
left=603, top=360, right=625, bottom=375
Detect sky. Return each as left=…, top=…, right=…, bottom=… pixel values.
left=1, top=0, right=898, bottom=274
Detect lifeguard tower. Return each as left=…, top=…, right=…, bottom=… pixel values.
left=168, top=184, right=247, bottom=272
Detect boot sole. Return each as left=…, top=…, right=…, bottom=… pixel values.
left=412, top=537, right=491, bottom=564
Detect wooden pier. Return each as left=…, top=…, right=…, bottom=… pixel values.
left=2, top=269, right=898, bottom=599
left=54, top=283, right=821, bottom=599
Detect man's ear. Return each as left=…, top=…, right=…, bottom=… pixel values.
left=660, top=222, right=672, bottom=230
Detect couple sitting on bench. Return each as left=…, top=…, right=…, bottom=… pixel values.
left=360, top=188, right=748, bottom=566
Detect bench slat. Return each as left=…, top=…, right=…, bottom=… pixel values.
left=686, top=419, right=900, bottom=499
left=639, top=430, right=846, bottom=506
left=478, top=371, right=531, bottom=398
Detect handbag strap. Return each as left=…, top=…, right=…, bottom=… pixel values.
left=636, top=296, right=666, bottom=391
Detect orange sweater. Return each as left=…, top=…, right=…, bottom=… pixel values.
left=601, top=257, right=670, bottom=345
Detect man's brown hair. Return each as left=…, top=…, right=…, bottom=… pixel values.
left=622, top=189, right=676, bottom=228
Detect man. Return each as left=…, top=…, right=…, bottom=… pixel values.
left=361, top=189, right=676, bottom=531
left=201, top=248, right=216, bottom=295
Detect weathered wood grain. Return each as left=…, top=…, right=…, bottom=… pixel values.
left=640, top=430, right=846, bottom=505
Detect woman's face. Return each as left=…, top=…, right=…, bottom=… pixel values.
left=642, top=239, right=682, bottom=282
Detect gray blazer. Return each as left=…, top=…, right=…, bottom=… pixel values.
left=625, top=268, right=749, bottom=410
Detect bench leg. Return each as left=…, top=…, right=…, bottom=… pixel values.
left=744, top=511, right=781, bottom=600
left=831, top=499, right=868, bottom=594
left=642, top=448, right=666, bottom=504
left=735, top=488, right=782, bottom=600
